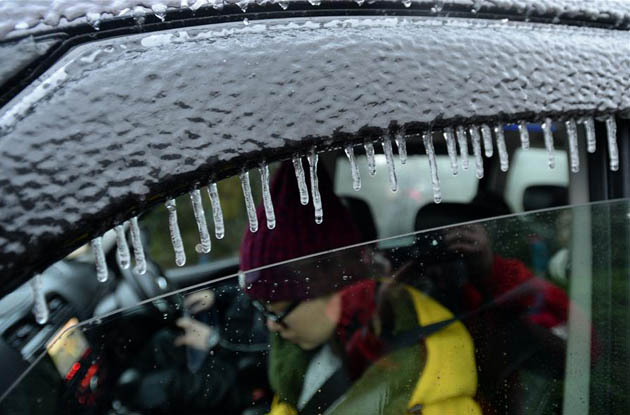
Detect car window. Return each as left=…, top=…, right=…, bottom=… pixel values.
left=2, top=199, right=628, bottom=414
left=335, top=154, right=478, bottom=239
left=505, top=148, right=569, bottom=213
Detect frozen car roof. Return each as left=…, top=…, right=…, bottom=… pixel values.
left=2, top=0, right=630, bottom=40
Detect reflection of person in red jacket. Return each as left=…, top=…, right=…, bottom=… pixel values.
left=441, top=222, right=572, bottom=414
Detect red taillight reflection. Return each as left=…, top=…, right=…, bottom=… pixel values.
left=65, top=362, right=81, bottom=381
left=80, top=363, right=99, bottom=390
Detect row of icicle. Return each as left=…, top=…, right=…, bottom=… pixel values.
left=30, top=115, right=620, bottom=325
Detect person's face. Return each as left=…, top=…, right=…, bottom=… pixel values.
left=264, top=294, right=340, bottom=350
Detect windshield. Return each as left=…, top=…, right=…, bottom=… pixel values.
left=2, top=199, right=628, bottom=414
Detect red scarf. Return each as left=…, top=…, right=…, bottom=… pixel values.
left=335, top=279, right=383, bottom=379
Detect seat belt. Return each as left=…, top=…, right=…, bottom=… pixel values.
left=301, top=281, right=545, bottom=415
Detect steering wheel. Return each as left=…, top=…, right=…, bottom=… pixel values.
left=117, top=259, right=185, bottom=323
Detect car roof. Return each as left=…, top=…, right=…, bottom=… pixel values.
left=0, top=2, right=629, bottom=296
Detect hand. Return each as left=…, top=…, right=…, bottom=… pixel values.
left=174, top=317, right=213, bottom=352
left=443, top=224, right=493, bottom=282
left=184, top=289, right=215, bottom=314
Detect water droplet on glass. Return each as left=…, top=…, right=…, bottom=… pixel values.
left=565, top=119, right=580, bottom=173
left=582, top=117, right=596, bottom=154
left=292, top=156, right=309, bottom=205
left=259, top=162, right=276, bottom=230
left=443, top=127, right=458, bottom=176
left=344, top=144, right=361, bottom=191
left=542, top=118, right=555, bottom=169
left=606, top=116, right=619, bottom=171
left=382, top=136, right=398, bottom=192
left=151, top=4, right=167, bottom=21
left=30, top=274, right=49, bottom=325
left=91, top=236, right=108, bottom=282
left=518, top=121, right=530, bottom=149
left=469, top=126, right=484, bottom=179
left=494, top=123, right=509, bottom=172
left=207, top=183, right=225, bottom=239
left=130, top=216, right=146, bottom=275
left=480, top=124, right=493, bottom=158
left=364, top=141, right=376, bottom=176
left=308, top=148, right=323, bottom=224
left=423, top=131, right=442, bottom=203
left=456, top=126, right=469, bottom=170
left=114, top=224, right=131, bottom=269
left=165, top=199, right=186, bottom=266
left=394, top=132, right=408, bottom=165
left=240, top=171, right=259, bottom=233
left=190, top=189, right=211, bottom=253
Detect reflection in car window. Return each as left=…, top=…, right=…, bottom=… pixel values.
left=2, top=159, right=629, bottom=414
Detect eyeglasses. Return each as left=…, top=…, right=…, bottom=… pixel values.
left=252, top=299, right=302, bottom=327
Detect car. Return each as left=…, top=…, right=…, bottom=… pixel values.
left=0, top=1, right=629, bottom=414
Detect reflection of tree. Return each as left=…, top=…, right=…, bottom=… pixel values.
left=143, top=171, right=268, bottom=270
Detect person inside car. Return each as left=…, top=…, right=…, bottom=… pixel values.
left=239, top=161, right=482, bottom=415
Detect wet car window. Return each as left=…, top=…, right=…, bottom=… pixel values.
left=2, top=199, right=628, bottom=414
left=335, top=154, right=478, bottom=239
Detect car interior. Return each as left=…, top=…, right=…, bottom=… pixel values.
left=3, top=120, right=616, bottom=415
left=1, top=3, right=630, bottom=414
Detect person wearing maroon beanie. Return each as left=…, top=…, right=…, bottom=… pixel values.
left=239, top=160, right=481, bottom=415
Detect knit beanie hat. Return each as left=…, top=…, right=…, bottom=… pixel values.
left=240, top=159, right=365, bottom=303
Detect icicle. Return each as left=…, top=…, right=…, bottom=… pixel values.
left=344, top=144, right=361, bottom=191
left=423, top=131, right=442, bottom=203
left=165, top=199, right=186, bottom=266
left=278, top=1, right=289, bottom=9
left=259, top=163, right=276, bottom=229
left=382, top=136, right=398, bottom=192
left=114, top=224, right=131, bottom=269
left=308, top=0, right=322, bottom=5
left=151, top=4, right=167, bottom=21
left=542, top=118, right=555, bottom=169
left=91, top=236, right=108, bottom=282
left=30, top=274, right=49, bottom=325
left=239, top=171, right=259, bottom=233
left=403, top=0, right=411, bottom=6
left=308, top=149, right=323, bottom=224
left=364, top=141, right=376, bottom=176
left=292, top=156, right=310, bottom=205
left=190, top=189, right=212, bottom=253
left=236, top=0, right=248, bottom=12
left=129, top=217, right=146, bottom=275
left=443, top=127, right=458, bottom=176
left=582, top=117, right=596, bottom=154
left=481, top=124, right=494, bottom=158
left=86, top=12, right=101, bottom=30
left=469, top=126, right=484, bottom=179
left=518, top=121, right=530, bottom=149
left=605, top=116, right=619, bottom=171
left=394, top=132, right=408, bottom=165
left=494, top=123, right=509, bottom=172
left=456, top=126, right=469, bottom=170
left=565, top=119, right=580, bottom=173
left=207, top=183, right=225, bottom=239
